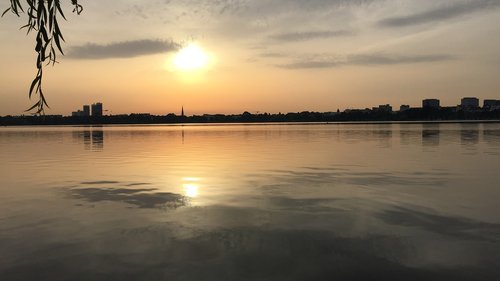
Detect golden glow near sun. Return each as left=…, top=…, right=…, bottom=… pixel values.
left=173, top=44, right=210, bottom=71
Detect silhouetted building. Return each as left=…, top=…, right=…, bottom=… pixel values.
left=92, top=103, right=103, bottom=117
left=400, top=105, right=410, bottom=111
left=324, top=111, right=339, bottom=117
left=374, top=104, right=392, bottom=112
left=83, top=105, right=90, bottom=117
left=461, top=97, right=479, bottom=110
left=484, top=99, right=500, bottom=110
left=484, top=99, right=496, bottom=108
left=422, top=99, right=440, bottom=109
left=181, top=106, right=185, bottom=117
left=72, top=105, right=91, bottom=117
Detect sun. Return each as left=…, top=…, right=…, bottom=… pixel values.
left=173, top=44, right=210, bottom=71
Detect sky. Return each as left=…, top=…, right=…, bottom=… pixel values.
left=0, top=0, right=499, bottom=116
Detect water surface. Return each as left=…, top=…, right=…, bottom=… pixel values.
left=1, top=123, right=500, bottom=280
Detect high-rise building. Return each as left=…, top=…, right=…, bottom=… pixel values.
left=422, top=99, right=440, bottom=109
left=83, top=105, right=90, bottom=117
left=461, top=97, right=479, bottom=109
left=91, top=103, right=103, bottom=117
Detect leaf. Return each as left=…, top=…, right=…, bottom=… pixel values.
left=29, top=75, right=41, bottom=98
left=54, top=34, right=64, bottom=55
left=35, top=37, right=42, bottom=52
left=25, top=101, right=41, bottom=112
left=14, top=0, right=24, bottom=13
left=19, top=23, right=30, bottom=30
left=41, top=92, right=49, bottom=108
left=54, top=20, right=64, bottom=42
left=49, top=13, right=53, bottom=31
left=56, top=2, right=66, bottom=20
left=41, top=4, right=47, bottom=22
left=39, top=88, right=48, bottom=106
left=29, top=0, right=36, bottom=10
left=1, top=7, right=11, bottom=17
left=40, top=25, right=49, bottom=42
left=11, top=0, right=23, bottom=15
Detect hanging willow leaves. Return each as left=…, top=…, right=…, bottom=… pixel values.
left=2, top=0, right=83, bottom=114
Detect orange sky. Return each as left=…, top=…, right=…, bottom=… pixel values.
left=1, top=0, right=499, bottom=116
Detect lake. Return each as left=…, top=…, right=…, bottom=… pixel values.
left=1, top=123, right=500, bottom=280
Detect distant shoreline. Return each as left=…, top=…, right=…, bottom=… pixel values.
left=2, top=108, right=500, bottom=126
left=2, top=120, right=500, bottom=127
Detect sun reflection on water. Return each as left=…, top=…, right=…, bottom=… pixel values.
left=182, top=177, right=200, bottom=198
left=183, top=183, right=199, bottom=198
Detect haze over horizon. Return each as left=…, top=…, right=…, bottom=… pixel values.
left=1, top=0, right=499, bottom=116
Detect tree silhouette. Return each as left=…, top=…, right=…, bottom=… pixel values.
left=2, top=0, right=83, bottom=114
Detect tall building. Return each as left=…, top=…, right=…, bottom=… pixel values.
left=91, top=103, right=103, bottom=117
left=72, top=105, right=91, bottom=117
left=83, top=105, right=90, bottom=117
left=181, top=106, right=185, bottom=117
left=461, top=97, right=479, bottom=109
left=422, top=99, right=440, bottom=109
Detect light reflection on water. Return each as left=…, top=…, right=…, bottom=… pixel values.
left=1, top=123, right=500, bottom=280
left=183, top=179, right=200, bottom=198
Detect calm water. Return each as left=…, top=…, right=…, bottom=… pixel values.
left=1, top=123, right=500, bottom=280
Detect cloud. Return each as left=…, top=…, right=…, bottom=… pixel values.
left=378, top=0, right=500, bottom=27
left=269, top=30, right=354, bottom=42
left=259, top=52, right=287, bottom=58
left=68, top=39, right=180, bottom=60
left=277, top=60, right=341, bottom=69
left=164, top=0, right=377, bottom=17
left=348, top=54, right=456, bottom=65
left=108, top=1, right=380, bottom=46
left=277, top=53, right=455, bottom=69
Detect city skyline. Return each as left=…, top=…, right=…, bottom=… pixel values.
left=1, top=1, right=499, bottom=116
left=59, top=96, right=499, bottom=117
left=0, top=94, right=498, bottom=119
